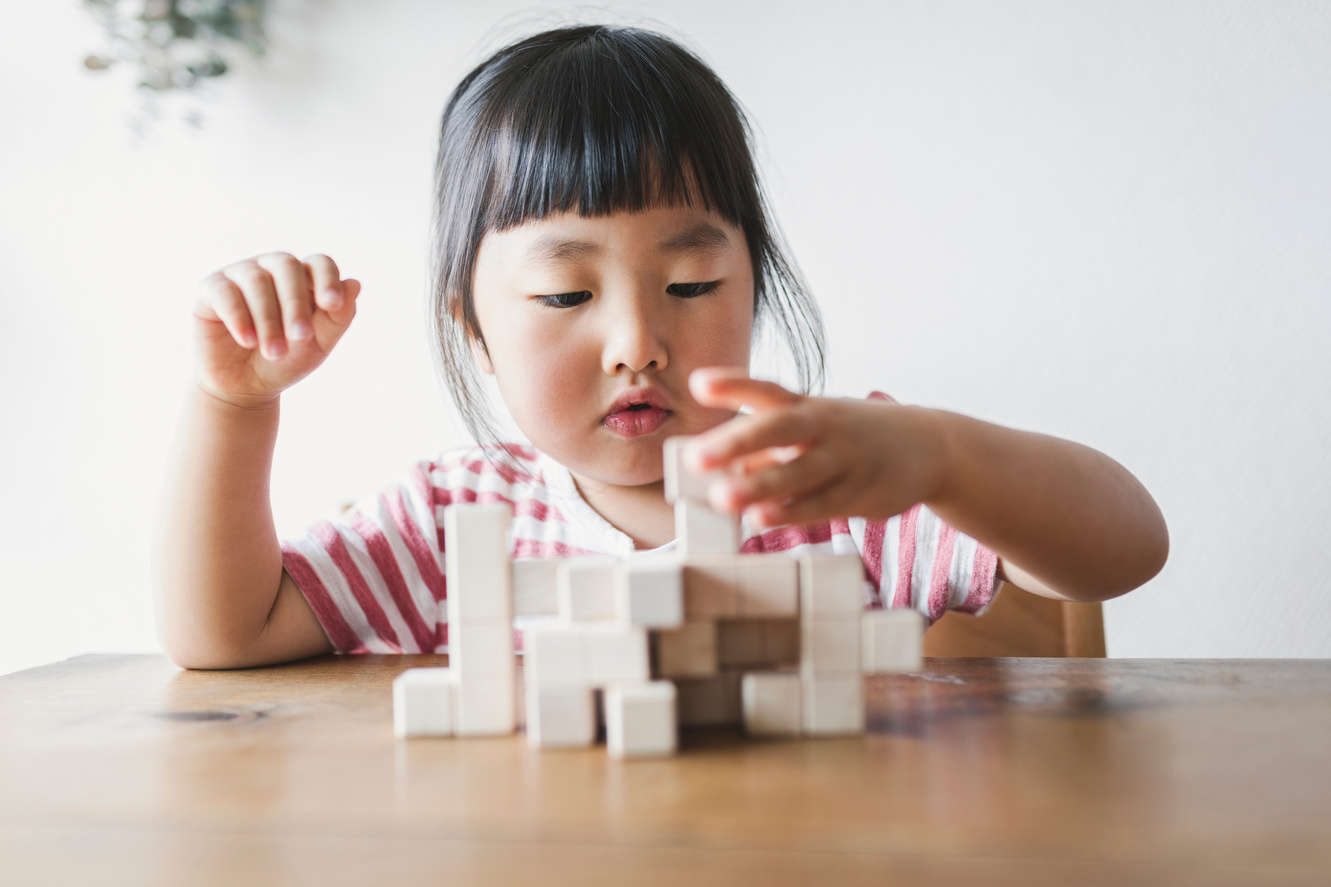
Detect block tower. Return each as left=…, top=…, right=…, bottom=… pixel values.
left=393, top=435, right=925, bottom=757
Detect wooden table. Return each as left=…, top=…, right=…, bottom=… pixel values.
left=1, top=655, right=1328, bottom=885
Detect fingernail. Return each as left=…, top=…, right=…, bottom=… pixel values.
left=289, top=320, right=312, bottom=341
left=266, top=339, right=288, bottom=360
left=322, top=288, right=344, bottom=308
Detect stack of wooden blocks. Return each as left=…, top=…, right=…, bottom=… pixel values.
left=394, top=436, right=925, bottom=758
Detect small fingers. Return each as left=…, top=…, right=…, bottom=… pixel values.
left=257, top=252, right=314, bottom=348
left=685, top=405, right=818, bottom=472
left=688, top=367, right=801, bottom=412
left=746, top=483, right=846, bottom=530
left=223, top=259, right=286, bottom=360
left=712, top=448, right=841, bottom=515
left=303, top=253, right=345, bottom=313
left=197, top=273, right=257, bottom=348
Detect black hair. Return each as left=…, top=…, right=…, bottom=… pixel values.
left=429, top=24, right=825, bottom=450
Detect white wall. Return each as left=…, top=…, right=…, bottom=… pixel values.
left=1, top=1, right=1327, bottom=675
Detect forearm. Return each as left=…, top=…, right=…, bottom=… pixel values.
left=153, top=385, right=285, bottom=666
left=922, top=409, right=1169, bottom=603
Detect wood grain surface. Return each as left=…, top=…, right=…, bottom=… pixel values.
left=2, top=654, right=1328, bottom=885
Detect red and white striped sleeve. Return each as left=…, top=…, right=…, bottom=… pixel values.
left=859, top=505, right=1000, bottom=623
left=858, top=391, right=1002, bottom=622
left=281, top=461, right=446, bottom=654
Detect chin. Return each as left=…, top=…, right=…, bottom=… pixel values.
left=556, top=440, right=667, bottom=489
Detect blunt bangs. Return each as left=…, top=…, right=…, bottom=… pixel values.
left=430, top=25, right=825, bottom=453
left=477, top=31, right=753, bottom=233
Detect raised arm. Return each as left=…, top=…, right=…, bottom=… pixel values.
left=682, top=368, right=1168, bottom=604
left=154, top=253, right=361, bottom=668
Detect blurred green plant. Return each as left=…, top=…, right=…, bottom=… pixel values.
left=82, top=0, right=269, bottom=128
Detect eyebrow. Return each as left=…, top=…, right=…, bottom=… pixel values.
left=521, top=221, right=732, bottom=267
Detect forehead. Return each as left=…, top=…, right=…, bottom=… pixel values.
left=480, top=205, right=746, bottom=270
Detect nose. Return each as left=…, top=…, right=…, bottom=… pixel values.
left=600, top=292, right=669, bottom=376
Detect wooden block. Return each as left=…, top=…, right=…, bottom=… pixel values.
left=801, top=675, right=865, bottom=736
left=675, top=498, right=739, bottom=557
left=513, top=559, right=559, bottom=617
left=675, top=672, right=742, bottom=727
left=741, top=672, right=801, bottom=737
left=764, top=619, right=801, bottom=664
left=451, top=623, right=516, bottom=681
left=717, top=621, right=766, bottom=668
left=557, top=555, right=619, bottom=623
left=524, top=626, right=585, bottom=688
left=453, top=673, right=517, bottom=737
left=737, top=555, right=798, bottom=617
left=606, top=681, right=678, bottom=758
left=616, top=557, right=684, bottom=629
left=799, top=553, right=865, bottom=620
left=663, top=436, right=723, bottom=504
left=682, top=556, right=739, bottom=619
left=444, top=503, right=511, bottom=563
left=445, top=505, right=514, bottom=625
left=861, top=609, right=925, bottom=673
left=799, top=618, right=861, bottom=677
left=392, top=668, right=455, bottom=738
left=718, top=619, right=802, bottom=669
left=526, top=685, right=596, bottom=749
left=583, top=625, right=651, bottom=685
left=656, top=621, right=718, bottom=678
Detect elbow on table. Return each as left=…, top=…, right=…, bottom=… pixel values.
left=158, top=629, right=259, bottom=671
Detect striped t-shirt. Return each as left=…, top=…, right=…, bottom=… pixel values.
left=281, top=429, right=1001, bottom=655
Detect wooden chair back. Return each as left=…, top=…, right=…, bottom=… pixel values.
left=923, top=582, right=1107, bottom=657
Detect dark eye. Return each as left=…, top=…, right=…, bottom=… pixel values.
left=667, top=281, right=719, bottom=298
left=536, top=291, right=592, bottom=309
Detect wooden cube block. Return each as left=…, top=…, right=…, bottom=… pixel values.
left=799, top=618, right=861, bottom=677
left=656, top=621, right=718, bottom=678
left=557, top=555, right=619, bottom=623
left=801, top=675, right=865, bottom=736
left=675, top=498, right=739, bottom=557
left=513, top=558, right=559, bottom=617
left=393, top=667, right=455, bottom=738
left=453, top=673, right=517, bottom=737
left=451, top=623, right=516, bottom=681
left=445, top=558, right=513, bottom=627
left=444, top=503, right=511, bottom=564
left=663, top=436, right=724, bottom=504
left=526, top=685, right=596, bottom=749
left=524, top=626, right=585, bottom=688
left=606, top=681, right=678, bottom=758
left=861, top=609, right=925, bottom=673
left=583, top=625, right=651, bottom=684
left=763, top=619, right=801, bottom=664
left=675, top=672, right=742, bottom=727
left=737, top=555, right=799, bottom=617
left=682, top=556, right=739, bottom=619
left=616, top=557, right=684, bottom=628
left=741, top=672, right=801, bottom=737
left=799, top=553, right=865, bottom=620
left=717, top=621, right=766, bottom=668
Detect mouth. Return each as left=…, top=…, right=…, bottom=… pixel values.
left=603, top=388, right=672, bottom=438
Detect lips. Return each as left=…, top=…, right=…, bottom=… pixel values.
left=603, top=387, right=672, bottom=438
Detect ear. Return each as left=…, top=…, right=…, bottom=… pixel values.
left=469, top=335, right=495, bottom=375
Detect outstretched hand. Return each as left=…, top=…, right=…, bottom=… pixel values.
left=682, top=368, right=949, bottom=530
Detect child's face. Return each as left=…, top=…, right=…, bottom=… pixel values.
left=472, top=204, right=754, bottom=488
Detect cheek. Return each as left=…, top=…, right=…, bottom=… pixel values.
left=487, top=321, right=593, bottom=437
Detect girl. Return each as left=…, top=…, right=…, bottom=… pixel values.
left=155, top=25, right=1168, bottom=669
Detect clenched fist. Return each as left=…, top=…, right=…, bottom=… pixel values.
left=193, top=252, right=361, bottom=408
